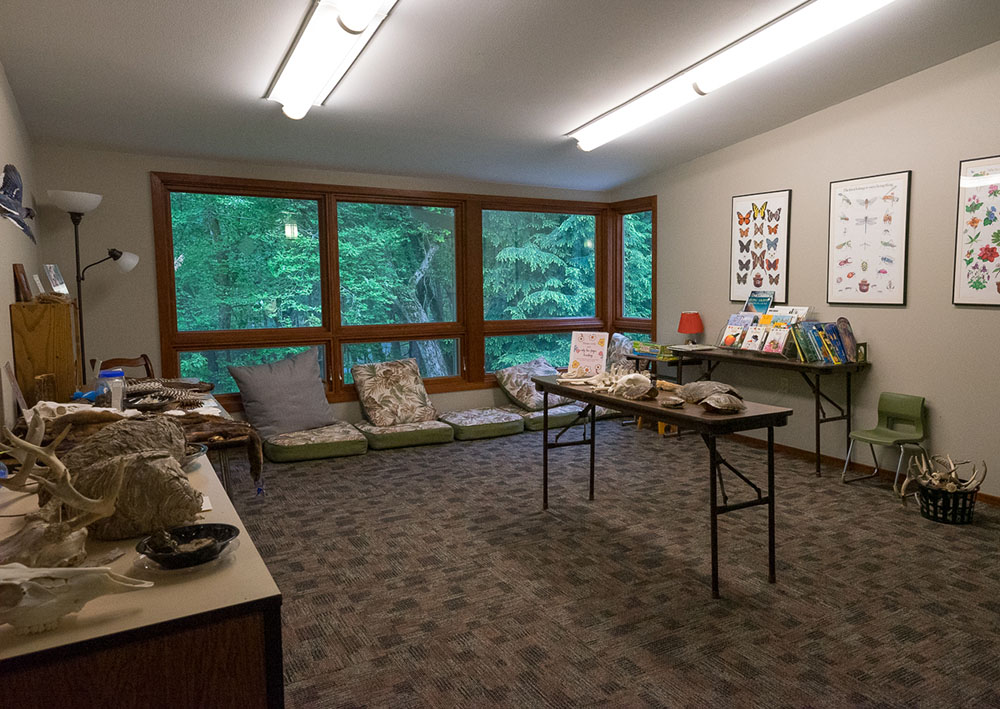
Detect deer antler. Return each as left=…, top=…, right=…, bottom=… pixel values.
left=1, top=425, right=118, bottom=519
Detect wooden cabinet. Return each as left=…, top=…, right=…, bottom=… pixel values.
left=9, top=301, right=81, bottom=404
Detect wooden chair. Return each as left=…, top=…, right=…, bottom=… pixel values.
left=90, top=354, right=155, bottom=379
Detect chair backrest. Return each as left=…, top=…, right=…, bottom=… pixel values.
left=876, top=392, right=925, bottom=438
left=90, top=354, right=155, bottom=379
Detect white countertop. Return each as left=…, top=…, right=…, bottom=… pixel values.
left=0, top=454, right=280, bottom=659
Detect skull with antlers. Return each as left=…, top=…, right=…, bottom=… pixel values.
left=0, top=417, right=124, bottom=567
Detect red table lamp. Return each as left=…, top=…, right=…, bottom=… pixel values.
left=677, top=311, right=704, bottom=344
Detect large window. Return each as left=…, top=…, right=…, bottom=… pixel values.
left=482, top=210, right=595, bottom=320
left=153, top=173, right=654, bottom=407
left=170, top=192, right=322, bottom=331
left=338, top=202, right=456, bottom=326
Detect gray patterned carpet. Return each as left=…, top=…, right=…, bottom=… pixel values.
left=229, top=421, right=1000, bottom=708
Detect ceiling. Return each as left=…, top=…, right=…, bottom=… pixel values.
left=1, top=0, right=999, bottom=192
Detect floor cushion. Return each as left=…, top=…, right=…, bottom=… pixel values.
left=438, top=407, right=525, bottom=440
left=262, top=421, right=368, bottom=463
left=353, top=419, right=454, bottom=450
left=351, top=358, right=437, bottom=427
left=494, top=357, right=573, bottom=411
left=497, top=404, right=589, bottom=432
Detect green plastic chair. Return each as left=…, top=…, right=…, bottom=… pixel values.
left=841, top=392, right=927, bottom=487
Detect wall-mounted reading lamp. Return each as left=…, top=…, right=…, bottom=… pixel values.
left=268, top=0, right=399, bottom=120
left=569, top=0, right=899, bottom=151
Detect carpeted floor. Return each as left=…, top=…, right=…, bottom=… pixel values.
left=229, top=420, right=1000, bottom=708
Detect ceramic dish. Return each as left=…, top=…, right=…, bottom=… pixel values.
left=135, top=523, right=240, bottom=569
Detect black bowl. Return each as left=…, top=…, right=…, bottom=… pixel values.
left=136, top=523, right=240, bottom=569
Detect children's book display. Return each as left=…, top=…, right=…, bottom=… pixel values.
left=716, top=299, right=862, bottom=364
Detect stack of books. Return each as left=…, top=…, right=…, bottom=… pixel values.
left=718, top=305, right=811, bottom=357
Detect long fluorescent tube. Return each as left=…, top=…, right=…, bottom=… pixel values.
left=688, top=0, right=899, bottom=94
left=569, top=0, right=898, bottom=151
left=268, top=0, right=398, bottom=120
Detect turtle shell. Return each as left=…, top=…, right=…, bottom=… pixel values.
left=678, top=380, right=743, bottom=404
left=699, top=392, right=747, bottom=413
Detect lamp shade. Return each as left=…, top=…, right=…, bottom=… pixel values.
left=48, top=190, right=103, bottom=214
left=677, top=311, right=704, bottom=335
left=115, top=250, right=140, bottom=273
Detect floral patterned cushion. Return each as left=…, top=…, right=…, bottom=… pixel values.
left=494, top=357, right=572, bottom=411
left=263, top=421, right=367, bottom=463
left=353, top=419, right=454, bottom=450
left=351, top=358, right=437, bottom=427
left=438, top=407, right=525, bottom=440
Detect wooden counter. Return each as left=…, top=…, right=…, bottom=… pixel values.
left=0, top=455, right=283, bottom=707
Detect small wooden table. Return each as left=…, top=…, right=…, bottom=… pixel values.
left=532, top=375, right=792, bottom=599
left=666, top=347, right=870, bottom=476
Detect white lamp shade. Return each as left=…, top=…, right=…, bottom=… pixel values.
left=48, top=190, right=103, bottom=214
left=115, top=251, right=139, bottom=273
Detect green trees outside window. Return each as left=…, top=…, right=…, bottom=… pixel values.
left=483, top=210, right=596, bottom=321
left=170, top=193, right=321, bottom=331
left=623, top=210, right=653, bottom=319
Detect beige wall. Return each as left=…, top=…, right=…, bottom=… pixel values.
left=613, top=40, right=1000, bottom=496
left=32, top=146, right=604, bottom=419
left=0, top=61, right=39, bottom=428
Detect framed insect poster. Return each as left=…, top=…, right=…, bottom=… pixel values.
left=827, top=170, right=910, bottom=305
left=952, top=154, right=1000, bottom=305
left=730, top=189, right=791, bottom=303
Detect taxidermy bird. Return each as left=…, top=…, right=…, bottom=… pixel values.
left=0, top=163, right=36, bottom=242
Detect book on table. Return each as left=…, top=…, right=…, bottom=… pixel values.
left=740, top=324, right=769, bottom=351
left=761, top=326, right=790, bottom=355
left=719, top=312, right=757, bottom=348
left=742, top=289, right=775, bottom=314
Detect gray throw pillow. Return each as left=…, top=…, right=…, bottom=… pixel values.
left=494, top=357, right=572, bottom=411
left=228, top=348, right=334, bottom=438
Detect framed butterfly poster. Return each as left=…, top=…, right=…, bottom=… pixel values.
left=730, top=189, right=790, bottom=303
left=953, top=154, right=1000, bottom=305
left=827, top=170, right=910, bottom=305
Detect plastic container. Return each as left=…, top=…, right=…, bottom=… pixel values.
left=96, top=368, right=126, bottom=411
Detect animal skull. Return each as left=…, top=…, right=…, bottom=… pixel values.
left=0, top=563, right=151, bottom=634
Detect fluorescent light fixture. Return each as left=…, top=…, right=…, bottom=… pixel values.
left=569, top=0, right=899, bottom=151
left=285, top=222, right=299, bottom=239
left=268, top=0, right=398, bottom=120
left=688, top=0, right=899, bottom=94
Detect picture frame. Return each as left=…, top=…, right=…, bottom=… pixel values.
left=43, top=263, right=70, bottom=295
left=827, top=170, right=910, bottom=305
left=952, top=154, right=1000, bottom=305
left=730, top=189, right=790, bottom=304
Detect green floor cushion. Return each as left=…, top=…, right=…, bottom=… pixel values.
left=354, top=419, right=454, bottom=450
left=438, top=407, right=525, bottom=440
left=263, top=421, right=368, bottom=463
left=497, top=404, right=589, bottom=432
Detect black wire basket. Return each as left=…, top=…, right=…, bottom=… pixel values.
left=916, top=483, right=978, bottom=524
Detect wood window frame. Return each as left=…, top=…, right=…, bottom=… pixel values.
left=151, top=172, right=655, bottom=408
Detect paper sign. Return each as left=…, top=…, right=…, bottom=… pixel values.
left=567, top=331, right=609, bottom=377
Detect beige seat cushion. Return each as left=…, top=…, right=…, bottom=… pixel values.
left=494, top=357, right=572, bottom=411
left=350, top=358, right=437, bottom=427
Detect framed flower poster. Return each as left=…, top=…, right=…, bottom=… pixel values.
left=730, top=189, right=790, bottom=303
left=953, top=155, right=1000, bottom=305
left=827, top=170, right=910, bottom=305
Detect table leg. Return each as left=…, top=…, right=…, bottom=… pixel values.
left=768, top=426, right=776, bottom=584
left=708, top=434, right=720, bottom=599
left=543, top=391, right=549, bottom=510
left=589, top=402, right=596, bottom=501
left=846, top=371, right=853, bottom=456
left=813, top=373, right=822, bottom=476
left=213, top=449, right=233, bottom=498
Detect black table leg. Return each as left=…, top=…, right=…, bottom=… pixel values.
left=589, top=402, right=596, bottom=500
left=709, top=434, right=720, bottom=599
left=543, top=391, right=549, bottom=510
left=768, top=425, right=776, bottom=584
left=813, top=373, right=822, bottom=476
left=846, top=371, right=853, bottom=456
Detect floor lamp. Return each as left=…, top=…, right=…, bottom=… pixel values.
left=48, top=190, right=139, bottom=385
